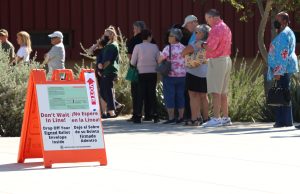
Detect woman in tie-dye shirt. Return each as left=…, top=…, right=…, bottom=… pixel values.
left=267, top=12, right=299, bottom=128
left=159, top=28, right=186, bottom=124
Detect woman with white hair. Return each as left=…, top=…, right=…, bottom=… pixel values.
left=183, top=24, right=211, bottom=126
left=159, top=28, right=186, bottom=124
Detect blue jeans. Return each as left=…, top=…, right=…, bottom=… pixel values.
left=275, top=73, right=293, bottom=126
left=163, top=76, right=185, bottom=109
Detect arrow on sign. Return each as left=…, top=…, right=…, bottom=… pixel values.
left=87, top=78, right=96, bottom=105
left=87, top=78, right=94, bottom=84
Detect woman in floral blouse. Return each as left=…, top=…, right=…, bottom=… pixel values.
left=267, top=12, right=299, bottom=128
left=159, top=28, right=186, bottom=124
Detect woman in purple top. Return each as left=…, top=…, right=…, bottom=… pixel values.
left=131, top=29, right=160, bottom=123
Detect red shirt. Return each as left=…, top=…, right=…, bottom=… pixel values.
left=206, top=19, right=232, bottom=59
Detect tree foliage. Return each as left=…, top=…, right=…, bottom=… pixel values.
left=219, top=0, right=300, bottom=62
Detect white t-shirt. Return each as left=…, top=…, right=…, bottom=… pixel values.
left=47, top=42, right=65, bottom=72
left=16, top=46, right=30, bottom=62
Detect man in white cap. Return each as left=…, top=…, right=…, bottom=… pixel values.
left=181, top=15, right=198, bottom=123
left=182, top=15, right=198, bottom=45
left=44, top=31, right=65, bottom=76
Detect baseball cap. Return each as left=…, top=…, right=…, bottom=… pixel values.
left=182, top=15, right=198, bottom=27
left=48, top=31, right=63, bottom=39
left=0, top=29, right=8, bottom=36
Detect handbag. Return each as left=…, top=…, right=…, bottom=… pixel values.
left=267, top=80, right=291, bottom=106
left=125, top=65, right=139, bottom=82
left=185, top=52, right=201, bottom=68
left=156, top=44, right=172, bottom=76
left=185, top=43, right=207, bottom=69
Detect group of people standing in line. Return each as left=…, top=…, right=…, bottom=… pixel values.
left=95, top=9, right=233, bottom=127
left=0, top=9, right=298, bottom=128
left=0, top=29, right=65, bottom=77
left=94, top=9, right=299, bottom=128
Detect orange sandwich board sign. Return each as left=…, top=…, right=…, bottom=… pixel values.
left=18, top=69, right=107, bottom=168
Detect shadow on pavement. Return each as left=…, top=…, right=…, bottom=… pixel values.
left=0, top=162, right=45, bottom=172
left=270, top=135, right=300, bottom=138
left=0, top=162, right=101, bottom=172
left=102, top=118, right=300, bottom=137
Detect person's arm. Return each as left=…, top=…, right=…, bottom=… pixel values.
left=130, top=46, right=138, bottom=66
left=14, top=56, right=23, bottom=64
left=46, top=47, right=59, bottom=61
left=203, top=29, right=220, bottom=52
left=155, top=46, right=161, bottom=64
left=127, top=38, right=134, bottom=59
left=272, top=33, right=289, bottom=80
left=102, top=45, right=118, bottom=69
left=10, top=46, right=15, bottom=61
left=158, top=45, right=169, bottom=64
left=13, top=48, right=26, bottom=64
left=181, top=45, right=194, bottom=57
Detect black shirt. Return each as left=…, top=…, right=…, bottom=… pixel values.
left=127, top=33, right=143, bottom=55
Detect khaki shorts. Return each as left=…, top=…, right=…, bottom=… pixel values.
left=207, top=56, right=232, bottom=94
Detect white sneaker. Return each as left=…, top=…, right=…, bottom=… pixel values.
left=202, top=117, right=222, bottom=127
left=222, top=117, right=232, bottom=126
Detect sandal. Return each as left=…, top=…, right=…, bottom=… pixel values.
left=185, top=119, right=200, bottom=126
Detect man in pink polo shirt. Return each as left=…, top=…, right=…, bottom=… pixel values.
left=202, top=9, right=232, bottom=127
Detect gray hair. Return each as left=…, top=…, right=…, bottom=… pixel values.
left=205, top=9, right=220, bottom=17
left=169, top=28, right=183, bottom=41
left=195, top=24, right=211, bottom=41
left=133, top=21, right=147, bottom=31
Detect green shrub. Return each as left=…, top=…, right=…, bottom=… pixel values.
left=156, top=80, right=168, bottom=119
left=228, top=52, right=266, bottom=122
left=114, top=28, right=132, bottom=114
left=0, top=48, right=42, bottom=136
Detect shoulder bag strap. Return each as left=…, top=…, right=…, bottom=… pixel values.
left=168, top=44, right=172, bottom=62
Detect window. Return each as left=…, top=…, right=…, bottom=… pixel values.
left=30, top=31, right=72, bottom=48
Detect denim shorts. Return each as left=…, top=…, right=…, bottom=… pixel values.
left=162, top=76, right=185, bottom=109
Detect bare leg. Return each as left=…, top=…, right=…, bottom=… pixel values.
left=167, top=108, right=175, bottom=120
left=221, top=93, right=229, bottom=117
left=108, top=110, right=116, bottom=116
left=178, top=108, right=185, bottom=119
left=200, top=93, right=209, bottom=120
left=212, top=93, right=221, bottom=118
left=100, top=98, right=107, bottom=115
left=189, top=91, right=201, bottom=121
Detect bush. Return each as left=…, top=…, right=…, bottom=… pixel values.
left=114, top=28, right=132, bottom=114
left=0, top=48, right=42, bottom=136
left=228, top=52, right=266, bottom=122
left=156, top=80, right=168, bottom=119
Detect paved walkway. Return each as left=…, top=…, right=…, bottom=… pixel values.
left=1, top=117, right=300, bottom=194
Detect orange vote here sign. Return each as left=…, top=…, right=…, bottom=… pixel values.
left=17, top=69, right=107, bottom=168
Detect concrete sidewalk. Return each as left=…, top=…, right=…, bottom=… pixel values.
left=1, top=117, right=300, bottom=194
